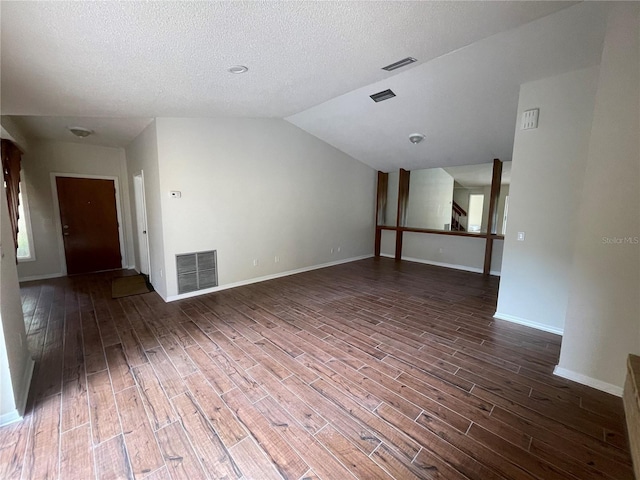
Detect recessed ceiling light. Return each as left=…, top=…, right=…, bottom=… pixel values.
left=409, top=133, right=425, bottom=144
left=382, top=57, right=417, bottom=71
left=68, top=126, right=93, bottom=138
left=228, top=65, right=248, bottom=74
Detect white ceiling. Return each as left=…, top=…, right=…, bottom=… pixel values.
left=1, top=1, right=608, bottom=170
left=445, top=162, right=512, bottom=188
left=287, top=2, right=610, bottom=171
left=5, top=116, right=152, bottom=148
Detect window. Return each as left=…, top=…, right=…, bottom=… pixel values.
left=467, top=194, right=484, bottom=232
left=16, top=180, right=35, bottom=261
left=502, top=196, right=509, bottom=235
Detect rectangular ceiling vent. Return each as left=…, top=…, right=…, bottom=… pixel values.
left=382, top=57, right=417, bottom=71
left=176, top=250, right=218, bottom=294
left=370, top=89, right=396, bottom=103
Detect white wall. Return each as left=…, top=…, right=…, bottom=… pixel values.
left=406, top=168, right=454, bottom=230
left=154, top=118, right=376, bottom=300
left=125, top=121, right=168, bottom=298
left=0, top=187, right=34, bottom=425
left=557, top=4, right=639, bottom=393
left=16, top=141, right=135, bottom=281
left=380, top=229, right=503, bottom=275
left=495, top=65, right=600, bottom=334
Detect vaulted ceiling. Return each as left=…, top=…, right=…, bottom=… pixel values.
left=1, top=1, right=610, bottom=170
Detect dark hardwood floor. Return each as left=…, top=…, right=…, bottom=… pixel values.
left=0, top=258, right=632, bottom=479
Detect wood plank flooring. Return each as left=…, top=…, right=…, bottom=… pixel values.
left=0, top=258, right=632, bottom=479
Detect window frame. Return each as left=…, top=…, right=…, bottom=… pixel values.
left=16, top=173, right=36, bottom=262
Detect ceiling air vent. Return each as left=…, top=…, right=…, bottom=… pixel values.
left=370, top=89, right=396, bottom=103
left=177, top=250, right=218, bottom=294
left=382, top=57, right=417, bottom=71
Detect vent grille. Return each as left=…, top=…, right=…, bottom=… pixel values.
left=370, top=89, right=396, bottom=103
left=382, top=57, right=417, bottom=71
left=177, top=250, right=218, bottom=294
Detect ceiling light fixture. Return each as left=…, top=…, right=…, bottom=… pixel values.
left=382, top=57, right=417, bottom=72
left=228, top=65, right=248, bottom=74
left=409, top=133, right=425, bottom=145
left=68, top=126, right=93, bottom=138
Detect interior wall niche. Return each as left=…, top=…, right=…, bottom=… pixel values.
left=375, top=159, right=510, bottom=274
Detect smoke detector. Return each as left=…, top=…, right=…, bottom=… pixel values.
left=409, top=133, right=425, bottom=144
left=68, top=127, right=93, bottom=138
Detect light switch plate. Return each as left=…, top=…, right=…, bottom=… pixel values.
left=517, top=232, right=525, bottom=241
left=521, top=109, right=539, bottom=130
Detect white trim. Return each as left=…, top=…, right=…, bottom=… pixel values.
left=165, top=254, right=374, bottom=302
left=16, top=171, right=36, bottom=262
left=50, top=173, right=128, bottom=274
left=0, top=410, right=22, bottom=427
left=18, top=272, right=65, bottom=283
left=1, top=357, right=34, bottom=426
left=380, top=253, right=501, bottom=276
left=493, top=312, right=564, bottom=336
left=553, top=366, right=623, bottom=397
left=133, top=171, right=151, bottom=276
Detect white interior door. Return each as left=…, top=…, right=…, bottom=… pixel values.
left=133, top=173, right=150, bottom=275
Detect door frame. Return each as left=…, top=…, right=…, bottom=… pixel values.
left=133, top=171, right=151, bottom=276
left=50, top=173, right=127, bottom=276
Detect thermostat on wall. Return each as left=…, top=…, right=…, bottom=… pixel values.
left=169, top=191, right=182, bottom=198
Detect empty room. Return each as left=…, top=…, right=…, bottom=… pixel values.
left=1, top=1, right=639, bottom=479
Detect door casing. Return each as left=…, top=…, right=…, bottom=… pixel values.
left=133, top=171, right=151, bottom=276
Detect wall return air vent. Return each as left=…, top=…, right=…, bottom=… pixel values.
left=370, top=89, right=396, bottom=103
left=176, top=250, right=218, bottom=294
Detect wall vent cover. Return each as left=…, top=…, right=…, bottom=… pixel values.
left=177, top=250, right=218, bottom=294
left=370, top=89, right=396, bottom=103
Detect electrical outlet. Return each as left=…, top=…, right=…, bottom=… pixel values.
left=337, top=246, right=341, bottom=253
left=160, top=268, right=163, bottom=278
left=274, top=256, right=280, bottom=263
left=169, top=191, right=182, bottom=198
left=253, top=259, right=259, bottom=267
left=330, top=248, right=334, bottom=254
left=517, top=232, right=526, bottom=241
left=439, top=247, right=443, bottom=254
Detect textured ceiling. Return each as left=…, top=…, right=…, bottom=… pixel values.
left=5, top=116, right=153, bottom=148
left=2, top=1, right=576, bottom=119
left=1, top=1, right=607, bottom=170
left=287, top=2, right=610, bottom=171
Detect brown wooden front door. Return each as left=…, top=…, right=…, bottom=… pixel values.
left=56, top=176, right=122, bottom=275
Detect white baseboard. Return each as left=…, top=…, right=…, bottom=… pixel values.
left=0, top=357, right=34, bottom=427
left=165, top=254, right=374, bottom=302
left=0, top=409, right=22, bottom=427
left=493, top=312, right=564, bottom=336
left=553, top=366, right=623, bottom=397
left=18, top=272, right=65, bottom=283
left=379, top=253, right=501, bottom=277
